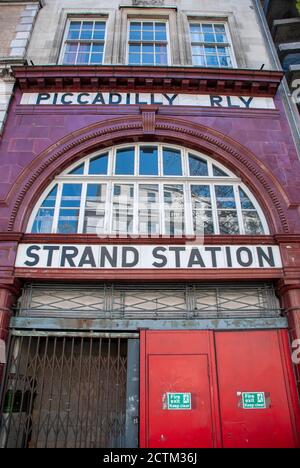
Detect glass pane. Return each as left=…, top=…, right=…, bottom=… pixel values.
left=77, top=53, right=90, bottom=64
left=129, top=53, right=140, bottom=64
left=215, top=34, right=226, bottom=43
left=215, top=185, right=236, bottom=209
left=32, top=208, right=54, bottom=233
left=130, top=22, right=141, bottom=30
left=193, top=210, right=214, bottom=235
left=219, top=55, right=232, bottom=67
left=81, top=30, right=93, bottom=40
left=83, top=184, right=106, bottom=234
left=139, top=184, right=159, bottom=235
left=60, top=184, right=82, bottom=207
left=243, top=211, right=264, bottom=235
left=191, top=32, right=203, bottom=42
left=93, top=30, right=105, bottom=40
left=130, top=44, right=140, bottom=53
left=190, top=185, right=211, bottom=209
left=212, top=165, right=229, bottom=177
left=189, top=155, right=208, bottom=176
left=156, top=54, right=167, bottom=65
left=203, top=33, right=215, bottom=43
left=69, top=163, right=84, bottom=175
left=143, top=22, right=154, bottom=31
left=57, top=209, right=80, bottom=233
left=192, top=55, right=205, bottom=66
left=90, top=53, right=102, bottom=64
left=115, top=148, right=135, bottom=175
left=112, top=184, right=134, bottom=234
left=142, top=31, right=154, bottom=41
left=202, top=24, right=214, bottom=33
left=239, top=188, right=255, bottom=210
left=89, top=153, right=108, bottom=174
left=139, top=147, right=158, bottom=175
left=142, top=53, right=154, bottom=65
left=142, top=44, right=154, bottom=53
left=69, top=21, right=81, bottom=30
left=68, top=29, right=80, bottom=40
left=129, top=30, right=141, bottom=41
left=41, top=185, right=57, bottom=207
left=164, top=185, right=185, bottom=236
left=63, top=53, right=77, bottom=65
left=163, top=148, right=182, bottom=176
left=214, top=24, right=225, bottom=32
left=206, top=55, right=219, bottom=66
left=218, top=210, right=239, bottom=234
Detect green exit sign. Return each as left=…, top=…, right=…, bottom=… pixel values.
left=242, top=392, right=266, bottom=409
left=167, top=392, right=191, bottom=410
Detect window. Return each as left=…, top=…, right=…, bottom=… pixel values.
left=29, top=144, right=268, bottom=236
left=128, top=21, right=168, bottom=65
left=189, top=22, right=234, bottom=68
left=61, top=19, right=106, bottom=65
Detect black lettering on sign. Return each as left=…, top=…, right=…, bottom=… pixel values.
left=24, top=245, right=41, bottom=266
left=43, top=246, right=60, bottom=267
left=239, top=97, right=254, bottom=108
left=226, top=96, right=240, bottom=108
left=61, top=93, right=74, bottom=105
left=152, top=247, right=167, bottom=268
left=225, top=246, right=233, bottom=267
left=169, top=247, right=185, bottom=268
left=236, top=247, right=253, bottom=267
left=163, top=94, right=177, bottom=105
left=77, top=93, right=90, bottom=105
left=36, top=93, right=51, bottom=105
left=92, top=93, right=105, bottom=105
left=210, top=95, right=223, bottom=107
left=257, top=246, right=275, bottom=267
left=78, top=246, right=96, bottom=267
left=60, top=246, right=79, bottom=267
left=100, top=246, right=117, bottom=267
left=151, top=93, right=163, bottom=105
left=122, top=247, right=139, bottom=267
left=109, top=93, right=122, bottom=104
left=188, top=248, right=205, bottom=268
left=205, top=247, right=222, bottom=267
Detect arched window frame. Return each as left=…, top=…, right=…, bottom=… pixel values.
left=27, top=143, right=269, bottom=236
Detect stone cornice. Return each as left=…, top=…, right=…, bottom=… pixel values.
left=11, top=65, right=284, bottom=97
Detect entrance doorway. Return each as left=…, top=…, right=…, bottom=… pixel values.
left=0, top=333, right=139, bottom=448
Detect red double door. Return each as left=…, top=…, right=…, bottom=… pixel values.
left=140, top=330, right=300, bottom=448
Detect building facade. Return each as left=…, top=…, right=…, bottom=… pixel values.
left=0, top=0, right=299, bottom=448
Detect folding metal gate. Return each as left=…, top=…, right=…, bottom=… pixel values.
left=0, top=331, right=139, bottom=448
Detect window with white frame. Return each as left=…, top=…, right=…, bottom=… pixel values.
left=28, top=144, right=268, bottom=237
left=61, top=19, right=106, bottom=65
left=189, top=22, right=235, bottom=68
left=128, top=21, right=168, bottom=65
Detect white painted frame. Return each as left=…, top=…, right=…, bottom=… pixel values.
left=58, top=17, right=108, bottom=66
left=27, top=143, right=269, bottom=236
left=188, top=20, right=237, bottom=69
left=126, top=19, right=171, bottom=66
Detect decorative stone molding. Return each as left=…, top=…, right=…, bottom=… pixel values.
left=132, top=0, right=164, bottom=5
left=6, top=115, right=289, bottom=235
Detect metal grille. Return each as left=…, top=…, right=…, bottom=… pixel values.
left=16, top=282, right=281, bottom=320
left=0, top=332, right=133, bottom=448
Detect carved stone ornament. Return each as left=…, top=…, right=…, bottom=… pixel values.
left=132, top=0, right=164, bottom=6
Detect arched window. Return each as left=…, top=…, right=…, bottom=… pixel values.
left=28, top=144, right=268, bottom=236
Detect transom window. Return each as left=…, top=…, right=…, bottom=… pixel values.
left=189, top=22, right=234, bottom=68
left=61, top=19, right=106, bottom=65
left=128, top=21, right=168, bottom=65
left=29, top=144, right=268, bottom=236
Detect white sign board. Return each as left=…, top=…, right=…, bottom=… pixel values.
left=20, top=92, right=276, bottom=110
left=15, top=244, right=282, bottom=269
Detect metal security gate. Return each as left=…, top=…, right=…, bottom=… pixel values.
left=0, top=332, right=139, bottom=448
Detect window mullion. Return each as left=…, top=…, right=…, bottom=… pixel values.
left=77, top=182, right=87, bottom=234
left=234, top=184, right=245, bottom=235
left=210, top=183, right=219, bottom=235
left=52, top=182, right=63, bottom=233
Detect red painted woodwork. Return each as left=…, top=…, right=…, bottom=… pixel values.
left=140, top=330, right=300, bottom=448
left=148, top=354, right=213, bottom=448
left=140, top=330, right=222, bottom=448
left=215, top=330, right=299, bottom=448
